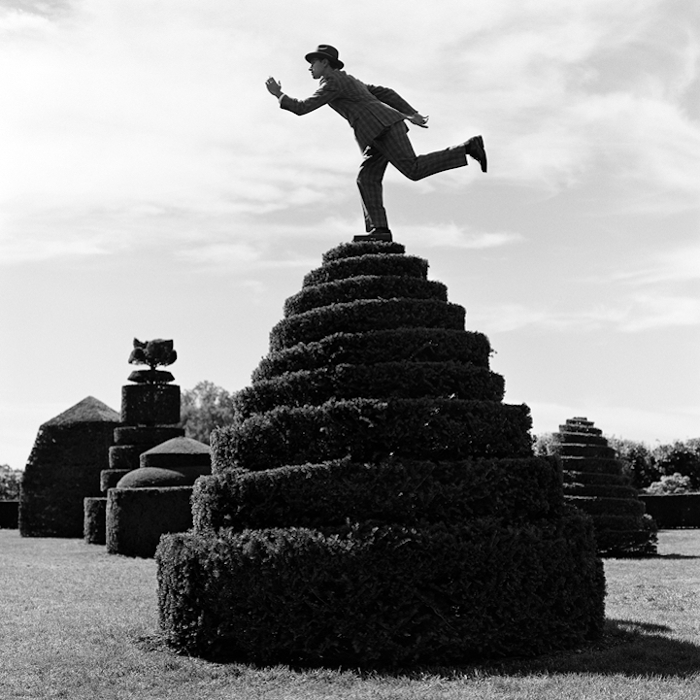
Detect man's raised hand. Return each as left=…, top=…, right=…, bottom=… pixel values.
left=407, top=113, right=429, bottom=128
left=266, top=77, right=282, bottom=97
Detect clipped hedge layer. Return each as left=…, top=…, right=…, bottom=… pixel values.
left=253, top=328, right=492, bottom=382
left=236, top=361, right=505, bottom=417
left=157, top=510, right=605, bottom=666
left=212, top=398, right=533, bottom=473
left=192, top=456, right=563, bottom=533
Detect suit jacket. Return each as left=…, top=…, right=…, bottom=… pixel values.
left=279, top=70, right=417, bottom=150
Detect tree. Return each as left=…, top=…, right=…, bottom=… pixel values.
left=608, top=438, right=660, bottom=489
left=179, top=381, right=237, bottom=445
left=0, top=464, right=23, bottom=500
left=652, top=440, right=700, bottom=489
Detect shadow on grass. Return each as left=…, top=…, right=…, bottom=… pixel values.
left=655, top=553, right=700, bottom=560
left=141, top=618, right=700, bottom=680
left=416, top=618, right=700, bottom=680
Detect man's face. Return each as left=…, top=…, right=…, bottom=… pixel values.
left=309, top=59, right=328, bottom=79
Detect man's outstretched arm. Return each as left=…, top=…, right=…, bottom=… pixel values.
left=265, top=75, right=337, bottom=115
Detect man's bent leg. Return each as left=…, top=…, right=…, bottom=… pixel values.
left=376, top=122, right=467, bottom=181
left=357, top=145, right=390, bottom=232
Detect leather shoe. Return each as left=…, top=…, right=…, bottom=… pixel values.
left=353, top=227, right=392, bottom=242
left=464, top=135, right=487, bottom=173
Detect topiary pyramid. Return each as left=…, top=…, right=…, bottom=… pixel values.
left=552, top=416, right=658, bottom=557
left=156, top=241, right=605, bottom=667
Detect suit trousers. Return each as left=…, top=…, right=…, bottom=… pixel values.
left=356, top=122, right=467, bottom=231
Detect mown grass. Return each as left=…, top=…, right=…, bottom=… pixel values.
left=0, top=529, right=698, bottom=699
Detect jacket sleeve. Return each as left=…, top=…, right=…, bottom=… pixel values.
left=365, top=84, right=417, bottom=115
left=279, top=78, right=339, bottom=116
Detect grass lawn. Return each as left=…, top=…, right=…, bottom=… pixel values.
left=0, top=529, right=698, bottom=700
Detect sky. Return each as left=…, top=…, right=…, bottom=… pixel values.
left=1, top=0, right=699, bottom=470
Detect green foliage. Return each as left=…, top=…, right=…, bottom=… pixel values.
left=192, top=456, right=563, bottom=533
left=179, top=381, right=236, bottom=445
left=212, top=398, right=533, bottom=472
left=653, top=440, right=700, bottom=489
left=0, top=464, right=22, bottom=500
left=253, top=328, right=492, bottom=382
left=269, top=298, right=465, bottom=351
left=608, top=438, right=660, bottom=489
left=106, top=486, right=193, bottom=558
left=159, top=241, right=605, bottom=666
left=237, top=362, right=504, bottom=416
left=157, top=509, right=604, bottom=667
left=645, top=472, right=694, bottom=494
left=284, top=275, right=447, bottom=317
left=303, top=253, right=428, bottom=287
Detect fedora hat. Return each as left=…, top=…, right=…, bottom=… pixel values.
left=304, top=44, right=344, bottom=69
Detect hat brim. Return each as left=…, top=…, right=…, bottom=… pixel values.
left=305, top=52, right=344, bottom=69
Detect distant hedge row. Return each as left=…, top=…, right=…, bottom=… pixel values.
left=212, top=398, right=533, bottom=472
left=253, top=329, right=492, bottom=382
left=236, top=361, right=505, bottom=416
left=193, top=456, right=563, bottom=532
left=640, top=494, right=700, bottom=528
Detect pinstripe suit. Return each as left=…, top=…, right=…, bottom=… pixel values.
left=279, top=70, right=467, bottom=232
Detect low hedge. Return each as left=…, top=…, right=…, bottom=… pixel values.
left=253, top=329, right=492, bottom=381
left=595, top=525, right=658, bottom=557
left=563, top=483, right=638, bottom=499
left=566, top=495, right=646, bottom=517
left=192, top=456, right=563, bottom=533
left=106, top=486, right=193, bottom=558
left=236, top=362, right=505, bottom=416
left=0, top=500, right=19, bottom=529
left=83, top=497, right=107, bottom=544
left=109, top=445, right=145, bottom=471
left=322, top=241, right=405, bottom=263
left=269, top=298, right=465, bottom=352
left=562, top=470, right=628, bottom=486
left=640, top=494, right=700, bottom=528
left=303, top=254, right=428, bottom=287
left=212, top=398, right=533, bottom=473
left=559, top=457, right=622, bottom=475
left=157, top=509, right=604, bottom=667
left=557, top=445, right=617, bottom=459
left=583, top=513, right=647, bottom=532
left=113, top=425, right=185, bottom=446
left=100, top=469, right=132, bottom=492
left=284, top=276, right=448, bottom=317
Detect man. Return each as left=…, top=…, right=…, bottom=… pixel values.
left=265, top=44, right=487, bottom=242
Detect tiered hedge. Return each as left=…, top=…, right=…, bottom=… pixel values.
left=157, top=241, right=605, bottom=666
left=552, top=417, right=657, bottom=557
left=192, top=456, right=564, bottom=532
left=212, top=398, right=533, bottom=472
left=284, top=276, right=448, bottom=316
left=236, top=361, right=504, bottom=415
left=253, top=328, right=492, bottom=381
left=269, top=298, right=465, bottom=350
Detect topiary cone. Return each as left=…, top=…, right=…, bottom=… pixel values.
left=156, top=241, right=605, bottom=667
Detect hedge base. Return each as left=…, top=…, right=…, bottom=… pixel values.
left=157, top=509, right=605, bottom=667
left=106, top=487, right=193, bottom=558
left=83, top=497, right=107, bottom=544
